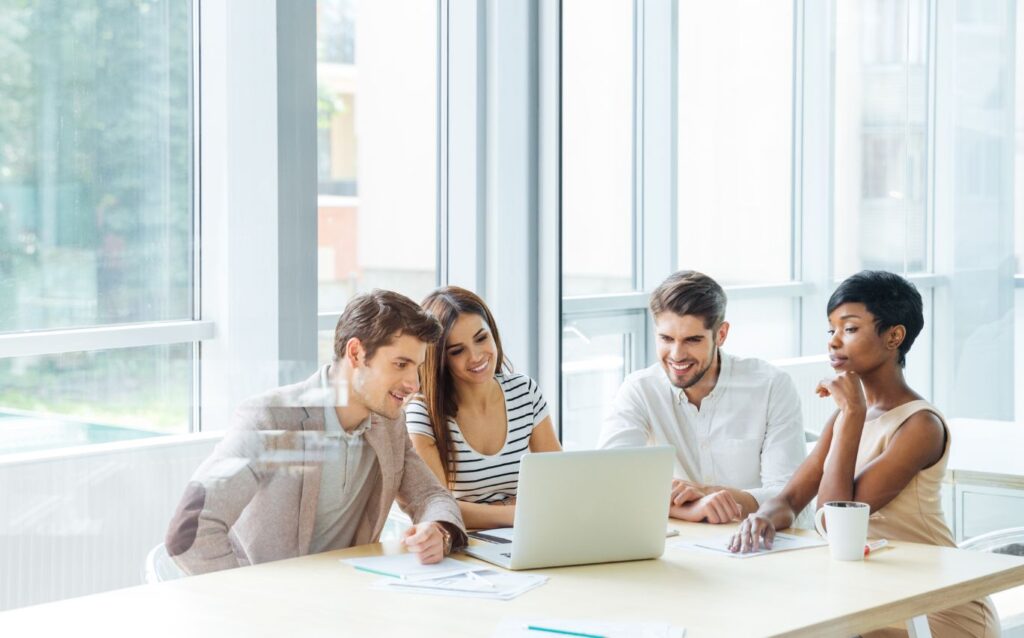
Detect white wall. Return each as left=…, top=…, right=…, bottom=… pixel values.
left=0, top=435, right=219, bottom=611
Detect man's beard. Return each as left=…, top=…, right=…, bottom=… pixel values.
left=669, top=344, right=717, bottom=390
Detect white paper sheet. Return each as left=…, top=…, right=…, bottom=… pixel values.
left=372, top=569, right=548, bottom=600
left=671, top=532, right=826, bottom=558
left=342, top=554, right=484, bottom=580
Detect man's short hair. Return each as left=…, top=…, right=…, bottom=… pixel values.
left=649, top=270, right=727, bottom=330
left=826, top=270, right=923, bottom=368
left=333, top=289, right=442, bottom=362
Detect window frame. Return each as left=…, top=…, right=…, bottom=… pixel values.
left=556, top=0, right=962, bottom=440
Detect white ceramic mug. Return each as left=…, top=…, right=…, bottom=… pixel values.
left=814, top=501, right=870, bottom=561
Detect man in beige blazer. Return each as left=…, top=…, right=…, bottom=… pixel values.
left=165, top=290, right=467, bottom=575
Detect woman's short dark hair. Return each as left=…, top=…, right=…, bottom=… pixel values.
left=649, top=270, right=727, bottom=329
left=333, top=290, right=442, bottom=362
left=827, top=270, right=924, bottom=368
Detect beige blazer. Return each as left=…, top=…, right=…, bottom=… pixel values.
left=165, top=369, right=466, bottom=575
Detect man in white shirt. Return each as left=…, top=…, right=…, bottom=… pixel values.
left=598, top=271, right=805, bottom=524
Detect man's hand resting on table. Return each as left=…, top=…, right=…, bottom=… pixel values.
left=402, top=522, right=448, bottom=564
left=669, top=486, right=743, bottom=524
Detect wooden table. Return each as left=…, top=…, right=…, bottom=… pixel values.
left=2, top=521, right=1023, bottom=637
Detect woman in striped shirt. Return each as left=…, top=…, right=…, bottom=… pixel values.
left=406, top=286, right=561, bottom=529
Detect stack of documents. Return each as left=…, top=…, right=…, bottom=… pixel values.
left=670, top=532, right=826, bottom=558
left=342, top=554, right=547, bottom=600
left=492, top=618, right=686, bottom=637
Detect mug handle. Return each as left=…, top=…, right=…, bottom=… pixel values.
left=814, top=507, right=828, bottom=539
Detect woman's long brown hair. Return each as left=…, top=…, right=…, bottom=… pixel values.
left=419, top=287, right=511, bottom=488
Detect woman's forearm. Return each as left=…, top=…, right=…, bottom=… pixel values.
left=754, top=496, right=796, bottom=530
left=458, top=500, right=515, bottom=530
left=817, top=409, right=865, bottom=504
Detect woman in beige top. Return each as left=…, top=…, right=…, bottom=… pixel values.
left=728, top=270, right=998, bottom=638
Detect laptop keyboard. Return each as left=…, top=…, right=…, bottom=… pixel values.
left=469, top=531, right=512, bottom=544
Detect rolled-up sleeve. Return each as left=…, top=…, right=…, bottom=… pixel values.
left=746, top=372, right=805, bottom=507
left=597, top=378, right=652, bottom=450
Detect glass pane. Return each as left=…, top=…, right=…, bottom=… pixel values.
left=561, top=331, right=631, bottom=451
left=1017, top=287, right=1024, bottom=420
left=833, top=0, right=929, bottom=277
left=1019, top=3, right=1024, bottom=419
left=676, top=0, right=793, bottom=284
left=319, top=329, right=335, bottom=367
left=0, top=344, right=193, bottom=455
left=562, top=0, right=634, bottom=296
left=1018, top=2, right=1024, bottom=275
left=938, top=0, right=1016, bottom=421
left=316, top=0, right=438, bottom=312
left=723, top=297, right=797, bottom=361
left=0, top=1, right=194, bottom=332
left=904, top=285, right=932, bottom=401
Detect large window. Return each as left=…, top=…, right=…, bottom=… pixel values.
left=677, top=0, right=794, bottom=285
left=1017, top=1, right=1024, bottom=420
left=316, top=0, right=439, bottom=363
left=833, top=0, right=929, bottom=277
left=559, top=0, right=1022, bottom=444
left=315, top=0, right=438, bottom=309
left=0, top=0, right=195, bottom=451
left=561, top=0, right=634, bottom=297
left=559, top=0, right=637, bottom=447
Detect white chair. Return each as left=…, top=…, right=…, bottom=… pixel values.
left=143, top=543, right=185, bottom=584
left=381, top=503, right=414, bottom=541
left=959, top=527, right=1024, bottom=637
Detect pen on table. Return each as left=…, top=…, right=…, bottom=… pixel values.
left=466, top=570, right=496, bottom=589
left=526, top=625, right=606, bottom=638
left=864, top=539, right=888, bottom=556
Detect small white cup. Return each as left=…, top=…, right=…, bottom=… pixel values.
left=815, top=501, right=870, bottom=561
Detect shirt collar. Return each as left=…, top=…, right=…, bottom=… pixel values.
left=320, top=364, right=371, bottom=440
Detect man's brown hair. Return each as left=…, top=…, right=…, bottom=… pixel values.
left=649, top=270, right=727, bottom=329
left=333, top=290, right=442, bottom=361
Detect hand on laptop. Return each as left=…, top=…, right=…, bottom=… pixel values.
left=669, top=489, right=743, bottom=524
left=402, top=522, right=447, bottom=564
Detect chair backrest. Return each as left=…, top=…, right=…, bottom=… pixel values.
left=771, top=355, right=834, bottom=530
left=958, top=527, right=1024, bottom=555
left=143, top=543, right=185, bottom=584
left=959, top=528, right=1024, bottom=636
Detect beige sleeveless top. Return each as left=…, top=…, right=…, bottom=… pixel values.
left=855, top=400, right=956, bottom=547
left=855, top=400, right=999, bottom=638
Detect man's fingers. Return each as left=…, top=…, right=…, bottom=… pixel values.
left=672, top=487, right=696, bottom=506
left=415, top=546, right=442, bottom=564
left=403, top=524, right=436, bottom=547
left=709, top=496, right=730, bottom=524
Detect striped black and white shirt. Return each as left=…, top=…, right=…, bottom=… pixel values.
left=406, top=373, right=550, bottom=504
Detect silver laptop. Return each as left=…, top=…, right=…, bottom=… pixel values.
left=462, top=446, right=673, bottom=570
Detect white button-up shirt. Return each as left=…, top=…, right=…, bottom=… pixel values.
left=597, top=352, right=805, bottom=506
